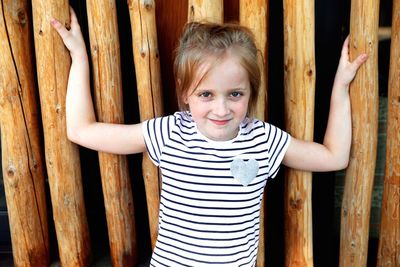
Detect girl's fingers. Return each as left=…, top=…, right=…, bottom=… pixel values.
left=350, top=53, right=368, bottom=71
left=70, top=7, right=78, bottom=25
left=340, top=36, right=350, bottom=60
left=50, top=18, right=70, bottom=39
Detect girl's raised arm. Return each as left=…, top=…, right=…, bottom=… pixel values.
left=51, top=8, right=146, bottom=155
left=282, top=37, right=368, bottom=172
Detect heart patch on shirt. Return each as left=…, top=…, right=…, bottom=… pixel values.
left=230, top=158, right=259, bottom=186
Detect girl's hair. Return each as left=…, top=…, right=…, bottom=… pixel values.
left=173, top=21, right=261, bottom=115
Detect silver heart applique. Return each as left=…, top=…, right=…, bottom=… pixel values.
left=230, top=158, right=259, bottom=186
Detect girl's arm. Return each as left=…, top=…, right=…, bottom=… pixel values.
left=51, top=8, right=146, bottom=155
left=283, top=37, right=368, bottom=172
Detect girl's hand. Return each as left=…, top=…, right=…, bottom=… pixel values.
left=51, top=7, right=86, bottom=60
left=334, top=36, right=368, bottom=88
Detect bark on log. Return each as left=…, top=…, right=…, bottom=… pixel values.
left=239, top=1, right=268, bottom=265
left=339, top=0, right=380, bottom=266
left=377, top=0, right=400, bottom=265
left=128, top=0, right=164, bottom=249
left=0, top=0, right=49, bottom=265
left=188, top=0, right=223, bottom=23
left=31, top=1, right=91, bottom=265
left=86, top=0, right=138, bottom=266
left=283, top=0, right=315, bottom=266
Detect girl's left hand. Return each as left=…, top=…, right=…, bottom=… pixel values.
left=334, top=36, right=368, bottom=88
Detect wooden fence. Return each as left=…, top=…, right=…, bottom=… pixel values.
left=0, top=0, right=398, bottom=266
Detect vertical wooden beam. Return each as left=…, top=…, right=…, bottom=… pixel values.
left=188, top=0, right=223, bottom=23
left=239, top=0, right=268, bottom=265
left=31, top=1, right=91, bottom=265
left=283, top=0, right=315, bottom=266
left=0, top=0, right=49, bottom=265
left=86, top=0, right=138, bottom=265
left=128, top=0, right=164, bottom=249
left=339, top=0, right=379, bottom=266
left=377, top=0, right=400, bottom=265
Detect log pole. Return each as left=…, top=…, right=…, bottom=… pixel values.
left=31, top=1, right=91, bottom=265
left=339, top=0, right=380, bottom=266
left=188, top=0, right=223, bottom=23
left=239, top=0, right=268, bottom=265
left=86, top=0, right=138, bottom=265
left=283, top=0, right=315, bottom=266
left=128, top=0, right=164, bottom=249
left=377, top=0, right=400, bottom=265
left=0, top=0, right=49, bottom=265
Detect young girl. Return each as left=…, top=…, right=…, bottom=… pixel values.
left=51, top=8, right=367, bottom=267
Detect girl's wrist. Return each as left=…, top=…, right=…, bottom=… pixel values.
left=70, top=51, right=88, bottom=63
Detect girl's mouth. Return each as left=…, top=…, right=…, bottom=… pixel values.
left=209, top=119, right=230, bottom=126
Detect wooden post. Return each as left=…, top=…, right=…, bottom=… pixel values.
left=128, top=0, right=164, bottom=249
left=339, top=0, right=379, bottom=266
left=0, top=0, right=49, bottom=265
left=86, top=0, right=138, bottom=265
left=188, top=0, right=223, bottom=23
left=31, top=1, right=91, bottom=265
left=283, top=0, right=315, bottom=266
left=377, top=0, right=400, bottom=265
left=239, top=0, right=268, bottom=265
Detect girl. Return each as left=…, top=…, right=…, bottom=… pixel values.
left=51, top=8, right=367, bottom=267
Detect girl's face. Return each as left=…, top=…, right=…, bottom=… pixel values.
left=184, top=54, right=251, bottom=141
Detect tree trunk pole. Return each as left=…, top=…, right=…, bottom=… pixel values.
left=128, top=0, right=164, bottom=249
left=0, top=0, right=49, bottom=265
left=31, top=1, right=91, bottom=265
left=188, top=0, right=223, bottom=23
left=339, top=0, right=380, bottom=266
left=239, top=0, right=268, bottom=265
left=377, top=0, right=400, bottom=265
left=86, top=0, right=138, bottom=265
left=283, top=0, right=315, bottom=266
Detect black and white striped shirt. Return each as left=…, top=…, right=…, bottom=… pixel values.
left=143, top=112, right=290, bottom=267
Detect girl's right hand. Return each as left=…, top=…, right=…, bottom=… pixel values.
left=51, top=7, right=87, bottom=60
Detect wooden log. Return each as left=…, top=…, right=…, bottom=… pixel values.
left=378, top=26, right=391, bottom=41
left=86, top=0, right=138, bottom=265
left=188, top=0, right=223, bottom=23
left=283, top=0, right=315, bottom=266
left=0, top=0, right=49, bottom=265
left=377, top=0, right=400, bottom=265
left=128, top=0, right=164, bottom=249
left=339, top=0, right=380, bottom=266
left=239, top=0, right=268, bottom=265
left=31, top=1, right=91, bottom=265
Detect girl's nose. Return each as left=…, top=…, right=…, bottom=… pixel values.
left=213, top=98, right=230, bottom=117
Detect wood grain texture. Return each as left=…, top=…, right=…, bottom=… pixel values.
left=31, top=1, right=91, bottom=265
left=128, top=0, right=164, bottom=249
left=239, top=1, right=269, bottom=265
left=188, top=0, right=223, bottom=23
left=339, top=0, right=380, bottom=266
left=283, top=0, right=315, bottom=266
left=86, top=0, right=137, bottom=265
left=0, top=0, right=49, bottom=265
left=377, top=0, right=400, bottom=265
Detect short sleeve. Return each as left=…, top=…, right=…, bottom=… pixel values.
left=142, top=116, right=172, bottom=166
left=265, top=123, right=291, bottom=178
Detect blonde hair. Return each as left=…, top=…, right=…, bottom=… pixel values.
left=173, top=22, right=261, bottom=115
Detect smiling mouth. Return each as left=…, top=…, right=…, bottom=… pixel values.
left=209, top=119, right=230, bottom=126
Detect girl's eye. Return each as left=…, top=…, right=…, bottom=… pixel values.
left=231, top=91, right=243, bottom=98
left=199, top=91, right=212, bottom=98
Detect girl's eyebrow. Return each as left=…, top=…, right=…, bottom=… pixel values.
left=228, top=87, right=247, bottom=92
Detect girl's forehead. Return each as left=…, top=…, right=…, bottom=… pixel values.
left=190, top=56, right=249, bottom=92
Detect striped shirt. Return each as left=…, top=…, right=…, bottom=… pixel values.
left=143, top=112, right=291, bottom=267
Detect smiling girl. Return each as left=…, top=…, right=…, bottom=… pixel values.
left=51, top=8, right=367, bottom=267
